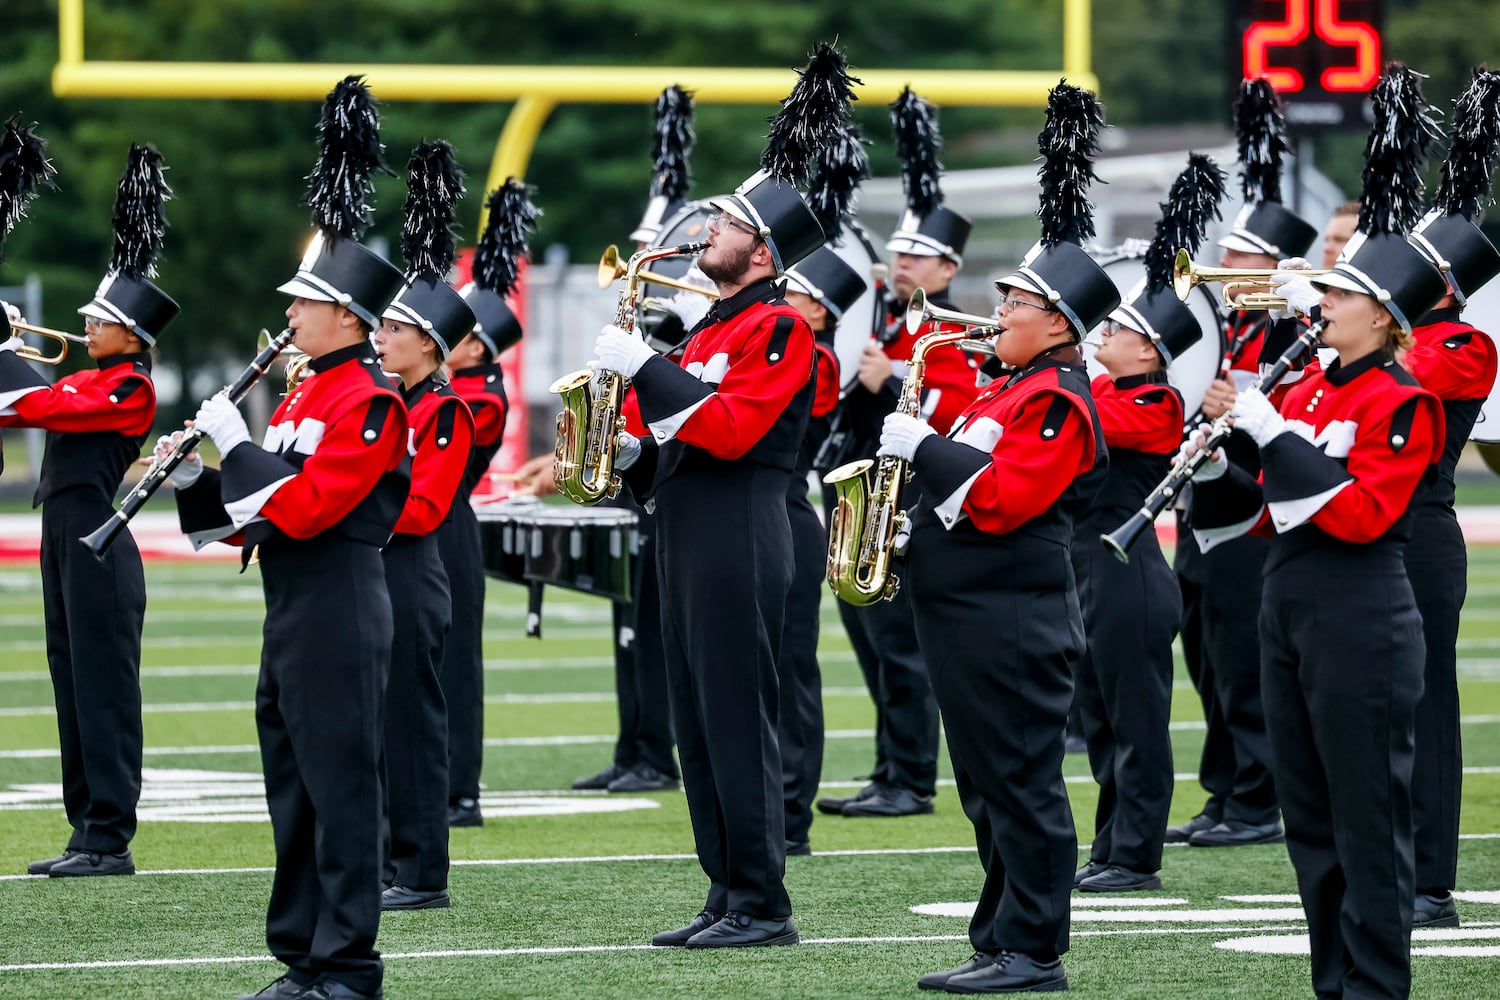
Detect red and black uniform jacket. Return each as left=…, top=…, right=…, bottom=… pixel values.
left=908, top=346, right=1106, bottom=542
left=1405, top=307, right=1498, bottom=511
left=794, top=326, right=842, bottom=480
left=625, top=277, right=815, bottom=494
left=393, top=375, right=475, bottom=538
left=0, top=351, right=156, bottom=506
left=1082, top=370, right=1184, bottom=529
left=176, top=341, right=410, bottom=560
left=1191, top=350, right=1444, bottom=573
left=448, top=363, right=507, bottom=498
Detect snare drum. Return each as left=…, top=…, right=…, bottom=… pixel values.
left=521, top=506, right=639, bottom=604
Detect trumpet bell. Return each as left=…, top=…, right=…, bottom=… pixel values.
left=1172, top=248, right=1329, bottom=310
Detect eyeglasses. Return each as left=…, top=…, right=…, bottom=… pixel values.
left=996, top=295, right=1055, bottom=314
left=707, top=212, right=761, bottom=240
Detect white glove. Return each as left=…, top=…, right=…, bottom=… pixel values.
left=878, top=412, right=937, bottom=461
left=1229, top=387, right=1287, bottom=446
left=590, top=324, right=655, bottom=378
left=615, top=431, right=642, bottom=470
left=0, top=335, right=23, bottom=354
left=1176, top=423, right=1227, bottom=482
left=1268, top=272, right=1322, bottom=321
left=153, top=432, right=203, bottom=488
left=1, top=300, right=20, bottom=324
left=193, top=395, right=251, bottom=455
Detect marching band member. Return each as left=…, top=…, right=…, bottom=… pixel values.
left=170, top=78, right=409, bottom=1000
left=1170, top=79, right=1315, bottom=849
left=440, top=180, right=536, bottom=825
left=818, top=88, right=974, bottom=820
left=592, top=44, right=850, bottom=950
left=1402, top=67, right=1500, bottom=929
left=891, top=82, right=1117, bottom=994
left=1073, top=154, right=1225, bottom=894
left=372, top=140, right=478, bottom=911
left=780, top=245, right=867, bottom=854
left=1189, top=65, right=1448, bottom=1000
left=4, top=145, right=176, bottom=879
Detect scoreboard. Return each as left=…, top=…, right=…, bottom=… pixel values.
left=1229, top=0, right=1384, bottom=131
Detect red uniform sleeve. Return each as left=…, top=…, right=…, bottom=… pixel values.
left=959, top=393, right=1094, bottom=535
left=8, top=372, right=155, bottom=436
left=259, top=399, right=408, bottom=539
left=621, top=388, right=648, bottom=437
left=468, top=396, right=506, bottom=448
left=1309, top=395, right=1444, bottom=542
left=674, top=316, right=815, bottom=459
left=395, top=398, right=476, bottom=535
left=811, top=342, right=840, bottom=419
left=1090, top=376, right=1184, bottom=454
left=1404, top=327, right=1498, bottom=400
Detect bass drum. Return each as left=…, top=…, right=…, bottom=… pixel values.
left=1461, top=276, right=1500, bottom=442
left=1085, top=251, right=1225, bottom=417
left=653, top=204, right=883, bottom=388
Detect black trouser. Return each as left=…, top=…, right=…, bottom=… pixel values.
left=656, top=463, right=792, bottom=919
left=257, top=538, right=390, bottom=996
left=609, top=504, right=677, bottom=778
left=908, top=524, right=1078, bottom=960
left=1182, top=535, right=1278, bottom=825
left=1074, top=526, right=1179, bottom=873
left=382, top=533, right=452, bottom=892
left=778, top=481, right=826, bottom=845
left=1175, top=574, right=1234, bottom=823
left=41, top=488, right=145, bottom=854
left=1406, top=507, right=1466, bottom=895
left=829, top=478, right=938, bottom=795
left=437, top=500, right=486, bottom=803
left=1261, top=552, right=1422, bottom=1000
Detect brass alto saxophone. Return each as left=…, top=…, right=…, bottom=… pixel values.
left=822, top=316, right=975, bottom=606
left=549, top=240, right=709, bottom=505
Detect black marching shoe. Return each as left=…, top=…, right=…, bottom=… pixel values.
left=816, top=782, right=878, bottom=815
left=1072, top=861, right=1108, bottom=888
left=571, top=763, right=626, bottom=790
left=1413, top=891, right=1460, bottom=928
left=1077, top=865, right=1162, bottom=893
left=918, top=952, right=997, bottom=991
left=235, top=973, right=315, bottom=1000
left=651, top=908, right=724, bottom=947
left=841, top=783, right=935, bottom=818
left=299, top=979, right=382, bottom=1000
left=1163, top=813, right=1219, bottom=844
left=26, top=849, right=81, bottom=876
left=785, top=840, right=812, bottom=857
left=48, top=849, right=134, bottom=877
left=685, top=910, right=799, bottom=948
left=1189, top=819, right=1285, bottom=847
left=380, top=884, right=450, bottom=911
left=606, top=763, right=680, bottom=793
left=945, top=950, right=1068, bottom=994
left=447, top=797, right=483, bottom=828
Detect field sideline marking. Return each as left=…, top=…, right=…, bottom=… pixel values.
left=0, top=925, right=1313, bottom=974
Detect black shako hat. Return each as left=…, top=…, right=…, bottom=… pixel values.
left=631, top=85, right=696, bottom=244
left=712, top=171, right=824, bottom=274
left=1409, top=209, right=1500, bottom=305
left=383, top=140, right=476, bottom=356
left=886, top=206, right=972, bottom=264
left=1217, top=80, right=1317, bottom=259
left=995, top=81, right=1119, bottom=339
left=885, top=88, right=970, bottom=263
left=1312, top=64, right=1446, bottom=334
left=1110, top=153, right=1228, bottom=364
left=277, top=76, right=405, bottom=330
left=784, top=245, right=867, bottom=319
left=461, top=179, right=540, bottom=357
left=78, top=144, right=179, bottom=345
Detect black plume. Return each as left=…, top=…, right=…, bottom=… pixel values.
left=891, top=86, right=944, bottom=218
left=109, top=144, right=171, bottom=279
left=400, top=140, right=465, bottom=281
left=807, top=124, right=870, bottom=245
left=1434, top=67, right=1500, bottom=221
left=472, top=178, right=540, bottom=298
left=1233, top=79, right=1290, bottom=204
left=651, top=85, right=695, bottom=203
left=1036, top=80, right=1106, bottom=247
left=0, top=118, right=57, bottom=264
left=1359, top=63, right=1443, bottom=235
left=304, top=75, right=392, bottom=241
left=762, top=41, right=861, bottom=187
left=1144, top=154, right=1228, bottom=293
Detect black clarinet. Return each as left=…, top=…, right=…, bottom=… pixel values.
left=1099, top=319, right=1323, bottom=565
left=80, top=328, right=296, bottom=559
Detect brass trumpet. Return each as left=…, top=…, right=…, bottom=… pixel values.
left=1172, top=248, right=1328, bottom=311
left=10, top=321, right=88, bottom=365
left=597, top=244, right=719, bottom=299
